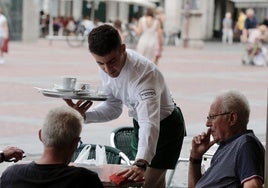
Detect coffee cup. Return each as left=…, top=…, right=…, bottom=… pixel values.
left=76, top=83, right=90, bottom=91
left=62, top=77, right=77, bottom=90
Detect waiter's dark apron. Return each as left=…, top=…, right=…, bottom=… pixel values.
left=131, top=106, right=186, bottom=169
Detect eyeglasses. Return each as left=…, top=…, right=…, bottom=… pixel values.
left=207, top=112, right=231, bottom=121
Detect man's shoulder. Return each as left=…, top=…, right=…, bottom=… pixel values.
left=235, top=130, right=264, bottom=150
left=126, top=49, right=156, bottom=68
left=2, top=161, right=34, bottom=176
left=126, top=49, right=139, bottom=58
left=239, top=130, right=257, bottom=140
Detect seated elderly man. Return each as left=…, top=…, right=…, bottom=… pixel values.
left=0, top=106, right=104, bottom=188
left=188, top=90, right=264, bottom=188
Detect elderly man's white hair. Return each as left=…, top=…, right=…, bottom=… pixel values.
left=41, top=106, right=83, bottom=148
left=215, top=90, right=250, bottom=126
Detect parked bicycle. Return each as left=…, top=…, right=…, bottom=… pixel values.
left=66, top=22, right=139, bottom=48
left=124, top=23, right=139, bottom=47
left=66, top=24, right=88, bottom=47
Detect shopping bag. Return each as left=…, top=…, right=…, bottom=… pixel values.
left=74, top=144, right=107, bottom=165
left=1, top=38, right=9, bottom=53
left=74, top=144, right=96, bottom=165
left=95, top=144, right=107, bottom=165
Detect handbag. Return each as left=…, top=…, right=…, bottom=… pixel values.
left=1, top=38, right=9, bottom=53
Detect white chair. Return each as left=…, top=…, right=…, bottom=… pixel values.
left=166, top=157, right=189, bottom=188
left=166, top=144, right=218, bottom=187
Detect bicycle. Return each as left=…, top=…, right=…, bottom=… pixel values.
left=124, top=23, right=139, bottom=48
left=66, top=24, right=88, bottom=48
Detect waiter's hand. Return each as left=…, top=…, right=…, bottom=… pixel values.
left=64, top=99, right=93, bottom=119
left=117, top=165, right=145, bottom=181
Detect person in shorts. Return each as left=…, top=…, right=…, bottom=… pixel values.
left=64, top=24, right=186, bottom=188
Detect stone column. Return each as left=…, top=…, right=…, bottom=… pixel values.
left=106, top=1, right=118, bottom=22
left=73, top=0, right=83, bottom=21
left=118, top=2, right=129, bottom=24
left=22, top=0, right=39, bottom=42
left=164, top=0, right=183, bottom=45
left=181, top=0, right=204, bottom=48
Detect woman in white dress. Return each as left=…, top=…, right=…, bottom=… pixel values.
left=132, top=8, right=163, bottom=65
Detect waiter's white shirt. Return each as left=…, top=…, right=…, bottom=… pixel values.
left=85, top=49, right=174, bottom=162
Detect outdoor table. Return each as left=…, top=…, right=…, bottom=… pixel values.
left=11, top=161, right=143, bottom=187
left=71, top=163, right=144, bottom=188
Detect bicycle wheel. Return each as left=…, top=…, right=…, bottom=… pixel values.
left=66, top=25, right=85, bottom=47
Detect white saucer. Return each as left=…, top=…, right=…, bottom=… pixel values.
left=55, top=88, right=74, bottom=92
left=74, top=90, right=90, bottom=95
left=53, top=84, right=74, bottom=92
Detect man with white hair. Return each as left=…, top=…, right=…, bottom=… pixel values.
left=0, top=106, right=104, bottom=188
left=188, top=90, right=264, bottom=188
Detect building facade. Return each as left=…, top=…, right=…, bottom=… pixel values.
left=0, top=0, right=39, bottom=41
left=2, top=0, right=268, bottom=43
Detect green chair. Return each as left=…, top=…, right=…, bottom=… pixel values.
left=110, top=126, right=136, bottom=162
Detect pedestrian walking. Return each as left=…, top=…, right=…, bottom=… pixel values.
left=222, top=12, right=233, bottom=45
left=0, top=7, right=9, bottom=64
left=241, top=8, right=258, bottom=43
left=131, top=8, right=163, bottom=65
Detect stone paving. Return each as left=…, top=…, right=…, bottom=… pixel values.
left=0, top=39, right=267, bottom=187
